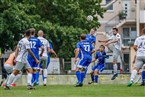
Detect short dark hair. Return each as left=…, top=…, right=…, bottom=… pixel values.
left=25, top=29, right=31, bottom=36
left=80, top=34, right=86, bottom=40
left=113, top=28, right=118, bottom=32
left=100, top=45, right=105, bottom=49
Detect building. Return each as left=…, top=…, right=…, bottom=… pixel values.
left=96, top=0, right=145, bottom=73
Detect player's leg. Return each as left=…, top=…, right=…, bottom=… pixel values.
left=5, top=62, right=23, bottom=89
left=11, top=71, right=22, bottom=87
left=94, top=64, right=104, bottom=84
left=94, top=70, right=99, bottom=83
left=128, top=56, right=143, bottom=87
left=40, top=57, right=48, bottom=86
left=3, top=64, right=13, bottom=86
left=88, top=71, right=94, bottom=84
left=141, top=64, right=145, bottom=86
left=75, top=66, right=82, bottom=87
left=25, top=61, right=35, bottom=89
left=111, top=48, right=120, bottom=80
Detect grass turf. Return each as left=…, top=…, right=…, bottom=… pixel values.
left=0, top=84, right=145, bottom=97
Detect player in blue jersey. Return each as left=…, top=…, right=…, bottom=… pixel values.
left=74, top=34, right=95, bottom=87
left=27, top=28, right=44, bottom=86
left=86, top=28, right=97, bottom=45
left=88, top=45, right=109, bottom=84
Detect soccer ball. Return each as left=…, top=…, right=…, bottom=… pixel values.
left=87, top=15, right=93, bottom=21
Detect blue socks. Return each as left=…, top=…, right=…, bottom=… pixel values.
left=76, top=71, right=81, bottom=83
left=32, top=73, right=36, bottom=83
left=35, top=72, right=39, bottom=84
left=94, top=75, right=98, bottom=83
left=81, top=72, right=85, bottom=83
left=91, top=74, right=94, bottom=82
left=142, top=71, right=145, bottom=83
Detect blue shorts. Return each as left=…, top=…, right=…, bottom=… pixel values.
left=92, top=64, right=104, bottom=72
left=77, top=57, right=92, bottom=68
left=28, top=59, right=39, bottom=69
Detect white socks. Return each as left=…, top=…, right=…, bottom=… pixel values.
left=27, top=73, right=32, bottom=85
left=12, top=73, right=22, bottom=84
left=113, top=64, right=118, bottom=74
left=7, top=73, right=15, bottom=86
left=43, top=69, right=47, bottom=84
left=130, top=70, right=137, bottom=82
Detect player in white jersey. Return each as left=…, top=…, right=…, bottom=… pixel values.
left=37, top=30, right=50, bottom=86
left=4, top=28, right=39, bottom=90
left=99, top=28, right=122, bottom=80
left=128, top=28, right=145, bottom=87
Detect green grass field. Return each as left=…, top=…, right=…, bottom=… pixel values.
left=0, top=84, right=145, bottom=97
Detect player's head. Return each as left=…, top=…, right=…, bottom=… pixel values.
left=80, top=34, right=86, bottom=40
left=90, top=28, right=97, bottom=35
left=99, top=45, right=105, bottom=52
left=25, top=29, right=32, bottom=38
left=38, top=30, right=44, bottom=37
left=29, top=28, right=35, bottom=36
left=112, top=28, right=118, bottom=35
left=141, top=27, right=145, bottom=35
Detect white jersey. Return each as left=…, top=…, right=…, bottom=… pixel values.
left=38, top=37, right=50, bottom=57
left=111, top=33, right=122, bottom=51
left=134, top=35, right=145, bottom=57
left=16, top=38, right=30, bottom=63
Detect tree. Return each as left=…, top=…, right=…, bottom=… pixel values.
left=0, top=0, right=105, bottom=60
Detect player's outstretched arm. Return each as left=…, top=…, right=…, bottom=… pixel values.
left=105, top=38, right=119, bottom=46
left=27, top=49, right=39, bottom=64
left=51, top=49, right=57, bottom=58
left=98, top=39, right=110, bottom=43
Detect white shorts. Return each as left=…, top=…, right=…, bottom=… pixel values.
left=14, top=61, right=31, bottom=71
left=4, top=64, right=13, bottom=74
left=39, top=56, right=48, bottom=68
left=113, top=48, right=121, bottom=61
left=135, top=56, right=145, bottom=69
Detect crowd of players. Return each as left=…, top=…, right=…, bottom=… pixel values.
left=1, top=28, right=57, bottom=90
left=1, top=27, right=145, bottom=90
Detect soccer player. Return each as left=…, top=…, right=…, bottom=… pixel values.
left=74, top=34, right=95, bottom=87
left=86, top=28, right=97, bottom=45
left=27, top=28, right=44, bottom=86
left=88, top=45, right=109, bottom=84
left=38, top=30, right=50, bottom=86
left=99, top=28, right=122, bottom=80
left=37, top=42, right=57, bottom=85
left=2, top=52, right=22, bottom=87
left=4, top=28, right=39, bottom=90
left=128, top=28, right=145, bottom=86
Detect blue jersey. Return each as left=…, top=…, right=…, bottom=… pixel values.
left=95, top=51, right=106, bottom=65
left=86, top=34, right=96, bottom=43
left=28, top=36, right=43, bottom=60
left=76, top=40, right=94, bottom=59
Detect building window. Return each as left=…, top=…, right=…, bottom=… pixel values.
left=106, top=0, right=113, bottom=10
left=122, top=27, right=137, bottom=46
